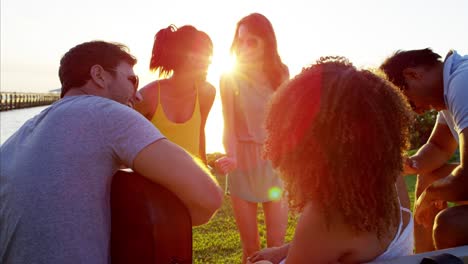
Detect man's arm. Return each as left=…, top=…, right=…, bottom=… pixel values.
left=405, top=122, right=458, bottom=175
left=424, top=128, right=468, bottom=202
left=415, top=128, right=468, bottom=227
left=133, top=138, right=223, bottom=226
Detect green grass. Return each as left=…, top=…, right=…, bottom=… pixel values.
left=405, top=175, right=417, bottom=210
left=192, top=172, right=299, bottom=263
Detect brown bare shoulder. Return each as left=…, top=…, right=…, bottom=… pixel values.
left=135, top=80, right=161, bottom=119
left=199, top=81, right=216, bottom=98
left=139, top=80, right=157, bottom=94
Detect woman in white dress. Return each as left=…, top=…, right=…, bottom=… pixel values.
left=215, top=13, right=290, bottom=264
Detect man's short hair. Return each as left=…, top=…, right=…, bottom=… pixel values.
left=59, top=41, right=137, bottom=97
left=379, top=48, right=442, bottom=89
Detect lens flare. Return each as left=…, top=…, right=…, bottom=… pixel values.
left=268, top=186, right=282, bottom=201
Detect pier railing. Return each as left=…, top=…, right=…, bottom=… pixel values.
left=1, top=92, right=60, bottom=111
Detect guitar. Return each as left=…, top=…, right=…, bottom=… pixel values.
left=111, top=170, right=192, bottom=263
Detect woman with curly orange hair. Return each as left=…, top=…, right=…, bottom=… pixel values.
left=248, top=57, right=415, bottom=263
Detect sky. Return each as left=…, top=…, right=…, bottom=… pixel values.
left=1, top=0, right=467, bottom=152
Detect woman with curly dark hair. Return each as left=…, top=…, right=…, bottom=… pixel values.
left=248, top=57, right=415, bottom=263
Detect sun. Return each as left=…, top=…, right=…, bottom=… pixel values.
left=203, top=53, right=237, bottom=154
left=207, top=53, right=236, bottom=85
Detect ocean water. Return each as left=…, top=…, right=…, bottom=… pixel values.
left=0, top=104, right=225, bottom=153
left=0, top=106, right=48, bottom=146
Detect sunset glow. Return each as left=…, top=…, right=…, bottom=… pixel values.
left=1, top=0, right=467, bottom=153
left=204, top=52, right=236, bottom=154
left=208, top=54, right=236, bottom=81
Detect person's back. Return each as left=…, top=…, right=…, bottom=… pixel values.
left=0, top=96, right=162, bottom=263
left=278, top=200, right=412, bottom=263
left=252, top=56, right=415, bottom=263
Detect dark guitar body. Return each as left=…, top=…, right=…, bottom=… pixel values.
left=111, top=170, right=192, bottom=263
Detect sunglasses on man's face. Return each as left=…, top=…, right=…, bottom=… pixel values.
left=106, top=68, right=139, bottom=91
left=127, top=75, right=139, bottom=91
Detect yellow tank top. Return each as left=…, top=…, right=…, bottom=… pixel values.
left=150, top=83, right=201, bottom=158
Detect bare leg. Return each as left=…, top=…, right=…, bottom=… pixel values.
left=414, top=163, right=458, bottom=253
left=263, top=198, right=288, bottom=247
left=433, top=205, right=468, bottom=249
left=231, top=195, right=261, bottom=264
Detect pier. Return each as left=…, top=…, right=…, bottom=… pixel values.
left=1, top=92, right=60, bottom=111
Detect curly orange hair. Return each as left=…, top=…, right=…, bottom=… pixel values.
left=264, top=56, right=414, bottom=236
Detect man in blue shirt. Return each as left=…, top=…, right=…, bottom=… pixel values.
left=380, top=48, right=468, bottom=253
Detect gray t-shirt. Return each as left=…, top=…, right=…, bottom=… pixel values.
left=0, top=95, right=164, bottom=263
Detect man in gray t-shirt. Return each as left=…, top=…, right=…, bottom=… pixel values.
left=380, top=48, right=468, bottom=253
left=0, top=41, right=223, bottom=264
